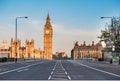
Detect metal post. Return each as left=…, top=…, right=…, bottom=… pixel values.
left=15, top=18, right=17, bottom=63
left=119, top=54, right=120, bottom=64
left=15, top=16, right=28, bottom=63
left=34, top=50, right=35, bottom=61
left=101, top=17, right=113, bottom=63
left=97, top=45, right=98, bottom=60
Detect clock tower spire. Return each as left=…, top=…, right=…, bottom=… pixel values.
left=46, top=13, right=50, bottom=24
left=44, top=13, right=53, bottom=60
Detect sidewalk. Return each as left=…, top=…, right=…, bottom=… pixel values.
left=0, top=59, right=37, bottom=66
left=88, top=60, right=120, bottom=66
left=0, top=61, right=14, bottom=66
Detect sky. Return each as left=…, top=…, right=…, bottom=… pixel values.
left=0, top=0, right=120, bottom=57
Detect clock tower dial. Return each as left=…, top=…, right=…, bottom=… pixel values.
left=46, top=30, right=50, bottom=34
left=44, top=13, right=53, bottom=60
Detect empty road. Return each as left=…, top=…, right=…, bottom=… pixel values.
left=0, top=60, right=120, bottom=80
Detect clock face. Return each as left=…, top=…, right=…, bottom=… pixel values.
left=46, top=30, right=49, bottom=34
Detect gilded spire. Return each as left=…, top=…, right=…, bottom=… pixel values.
left=46, top=12, right=50, bottom=24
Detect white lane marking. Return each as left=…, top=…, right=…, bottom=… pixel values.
left=0, top=61, right=46, bottom=75
left=17, top=68, right=29, bottom=72
left=65, top=71, right=67, bottom=75
left=60, top=60, right=71, bottom=80
left=54, top=72, right=65, bottom=75
left=51, top=77, right=68, bottom=80
left=48, top=60, right=72, bottom=80
left=68, top=75, right=71, bottom=80
left=17, top=70, right=23, bottom=72
left=76, top=61, right=120, bottom=78
left=51, top=71, right=53, bottom=75
left=48, top=75, right=51, bottom=80
left=48, top=61, right=57, bottom=80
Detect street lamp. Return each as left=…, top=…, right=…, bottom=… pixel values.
left=101, top=16, right=113, bottom=29
left=34, top=50, right=35, bottom=61
left=101, top=17, right=112, bottom=19
left=15, top=16, right=28, bottom=63
left=101, top=16, right=114, bottom=63
left=100, top=16, right=114, bottom=47
left=96, top=44, right=98, bottom=60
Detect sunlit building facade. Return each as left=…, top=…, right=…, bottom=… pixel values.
left=0, top=14, right=53, bottom=60
left=44, top=14, right=53, bottom=60
left=71, top=41, right=103, bottom=60
left=0, top=40, right=10, bottom=58
left=10, top=38, right=41, bottom=59
left=55, top=52, right=67, bottom=59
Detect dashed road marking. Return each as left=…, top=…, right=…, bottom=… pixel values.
left=51, top=71, right=53, bottom=75
left=17, top=68, right=29, bottom=72
left=68, top=75, right=71, bottom=80
left=48, top=61, right=57, bottom=80
left=48, top=75, right=51, bottom=80
left=0, top=61, right=47, bottom=75
left=65, top=71, right=67, bottom=75
left=17, top=70, right=23, bottom=72
left=61, top=60, right=71, bottom=80
left=48, top=60, right=71, bottom=80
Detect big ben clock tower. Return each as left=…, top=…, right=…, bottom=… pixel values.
left=44, top=13, right=53, bottom=60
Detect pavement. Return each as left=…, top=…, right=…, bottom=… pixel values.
left=0, top=59, right=38, bottom=66
left=82, top=59, right=120, bottom=66
left=0, top=60, right=120, bottom=80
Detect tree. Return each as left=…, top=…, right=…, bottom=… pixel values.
left=98, top=29, right=110, bottom=48
left=98, top=17, right=120, bottom=53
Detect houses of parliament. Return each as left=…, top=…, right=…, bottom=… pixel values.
left=0, top=14, right=53, bottom=60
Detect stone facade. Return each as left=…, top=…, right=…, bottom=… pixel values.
left=10, top=38, right=21, bottom=58
left=55, top=52, right=67, bottom=59
left=0, top=39, right=41, bottom=59
left=0, top=14, right=53, bottom=60
left=44, top=14, right=53, bottom=60
left=25, top=39, right=34, bottom=58
left=71, top=41, right=103, bottom=60
left=0, top=40, right=10, bottom=58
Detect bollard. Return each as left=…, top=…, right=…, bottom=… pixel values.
left=110, top=59, right=113, bottom=64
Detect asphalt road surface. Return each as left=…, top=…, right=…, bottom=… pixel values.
left=0, top=60, right=120, bottom=80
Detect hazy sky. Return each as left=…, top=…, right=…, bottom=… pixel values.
left=0, top=0, right=120, bottom=56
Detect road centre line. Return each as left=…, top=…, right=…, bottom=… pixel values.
left=68, top=75, right=71, bottom=80
left=0, top=61, right=46, bottom=75
left=48, top=75, right=51, bottom=80
left=48, top=60, right=71, bottom=80
left=76, top=61, right=120, bottom=78
left=60, top=60, right=71, bottom=80
left=65, top=71, right=67, bottom=75
left=51, top=71, right=53, bottom=75
left=48, top=60, right=57, bottom=80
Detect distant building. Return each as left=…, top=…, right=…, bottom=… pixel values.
left=0, top=14, right=53, bottom=60
left=71, top=41, right=103, bottom=60
left=54, top=52, right=67, bottom=59
left=0, top=40, right=10, bottom=58
left=10, top=38, right=21, bottom=58
left=25, top=39, right=34, bottom=58
left=1, top=40, right=7, bottom=49
left=0, top=39, right=42, bottom=59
